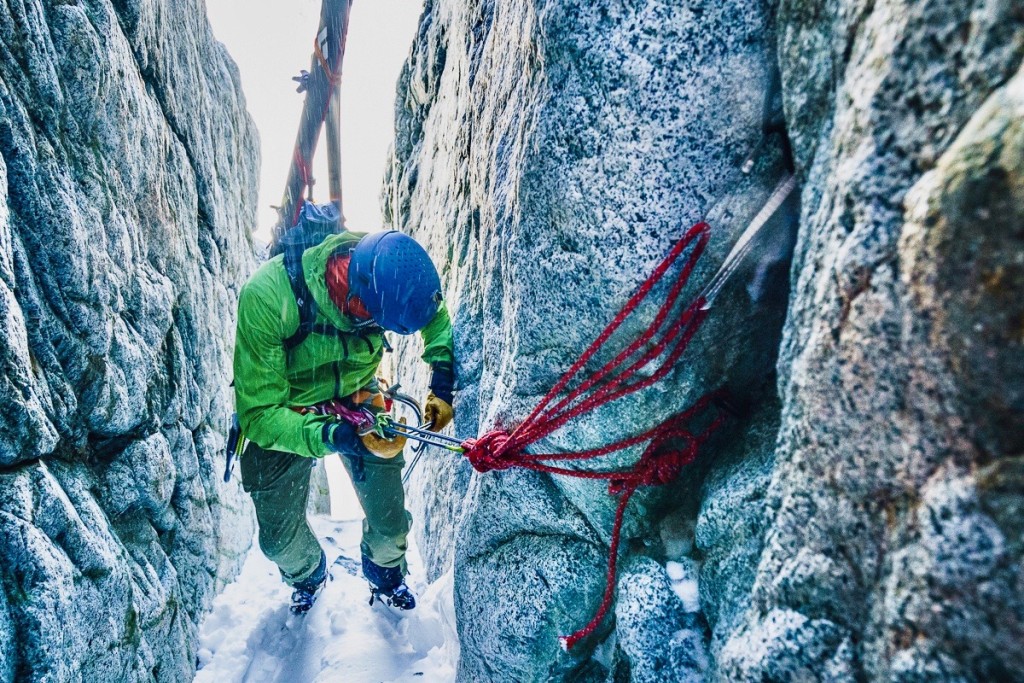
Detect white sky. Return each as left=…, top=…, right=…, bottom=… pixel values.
left=205, top=0, right=425, bottom=241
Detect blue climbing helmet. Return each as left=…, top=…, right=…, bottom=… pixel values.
left=348, top=231, right=442, bottom=334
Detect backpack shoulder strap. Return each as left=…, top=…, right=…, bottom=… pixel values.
left=281, top=238, right=362, bottom=352
left=282, top=246, right=318, bottom=352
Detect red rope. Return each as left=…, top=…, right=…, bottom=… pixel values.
left=460, top=221, right=728, bottom=650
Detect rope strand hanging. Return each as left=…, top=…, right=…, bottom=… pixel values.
left=461, top=220, right=728, bottom=650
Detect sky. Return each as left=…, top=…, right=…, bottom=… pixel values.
left=205, top=0, right=425, bottom=241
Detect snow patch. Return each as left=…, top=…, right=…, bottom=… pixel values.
left=666, top=559, right=701, bottom=613
left=194, top=515, right=457, bottom=682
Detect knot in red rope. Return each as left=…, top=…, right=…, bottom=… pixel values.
left=638, top=444, right=696, bottom=485
left=461, top=431, right=520, bottom=473
left=608, top=437, right=697, bottom=495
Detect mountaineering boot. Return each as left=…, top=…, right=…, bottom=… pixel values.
left=290, top=551, right=327, bottom=614
left=362, top=554, right=416, bottom=610
left=379, top=584, right=416, bottom=610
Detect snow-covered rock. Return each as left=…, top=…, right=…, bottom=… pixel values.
left=386, top=0, right=1023, bottom=680
left=0, top=0, right=258, bottom=679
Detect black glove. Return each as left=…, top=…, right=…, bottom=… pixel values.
left=323, top=421, right=374, bottom=482
left=429, top=361, right=456, bottom=405
left=322, top=422, right=371, bottom=457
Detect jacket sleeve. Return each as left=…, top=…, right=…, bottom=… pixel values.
left=419, top=301, right=454, bottom=367
left=233, top=279, right=332, bottom=458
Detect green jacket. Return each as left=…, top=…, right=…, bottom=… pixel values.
left=233, top=232, right=454, bottom=458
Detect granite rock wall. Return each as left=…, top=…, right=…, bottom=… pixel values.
left=720, top=2, right=1024, bottom=680
left=386, top=0, right=1022, bottom=680
left=387, top=0, right=794, bottom=679
left=0, top=0, right=258, bottom=679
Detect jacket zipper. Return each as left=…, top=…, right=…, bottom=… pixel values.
left=333, top=360, right=341, bottom=400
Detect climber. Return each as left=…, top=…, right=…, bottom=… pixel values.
left=232, top=203, right=455, bottom=614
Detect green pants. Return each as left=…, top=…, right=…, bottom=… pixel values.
left=240, top=441, right=411, bottom=585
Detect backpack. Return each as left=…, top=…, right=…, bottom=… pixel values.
left=225, top=202, right=357, bottom=482
left=271, top=202, right=354, bottom=352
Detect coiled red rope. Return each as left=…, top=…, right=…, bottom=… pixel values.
left=460, top=221, right=728, bottom=650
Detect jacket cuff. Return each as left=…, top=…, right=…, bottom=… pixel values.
left=322, top=422, right=337, bottom=449
left=429, top=362, right=455, bottom=404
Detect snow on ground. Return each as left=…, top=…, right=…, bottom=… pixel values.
left=194, top=515, right=458, bottom=683
left=666, top=559, right=701, bottom=613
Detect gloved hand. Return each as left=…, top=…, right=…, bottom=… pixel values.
left=423, top=392, right=454, bottom=432
left=360, top=417, right=407, bottom=459
left=427, top=361, right=456, bottom=431
left=322, top=421, right=371, bottom=457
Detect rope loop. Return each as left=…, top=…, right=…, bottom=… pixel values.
left=462, top=431, right=519, bottom=473
left=458, top=222, right=726, bottom=650
left=645, top=446, right=693, bottom=487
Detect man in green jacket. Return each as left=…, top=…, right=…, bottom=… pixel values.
left=233, top=210, right=454, bottom=613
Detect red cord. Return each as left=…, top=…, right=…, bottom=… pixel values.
left=460, top=222, right=727, bottom=649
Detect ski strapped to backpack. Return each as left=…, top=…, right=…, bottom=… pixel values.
left=274, top=0, right=353, bottom=239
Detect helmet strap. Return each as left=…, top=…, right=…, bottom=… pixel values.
left=346, top=293, right=379, bottom=329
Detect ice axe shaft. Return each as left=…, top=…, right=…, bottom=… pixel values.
left=223, top=413, right=244, bottom=483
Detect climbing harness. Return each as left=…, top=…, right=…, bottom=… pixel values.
left=332, top=387, right=464, bottom=454
left=331, top=384, right=454, bottom=485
